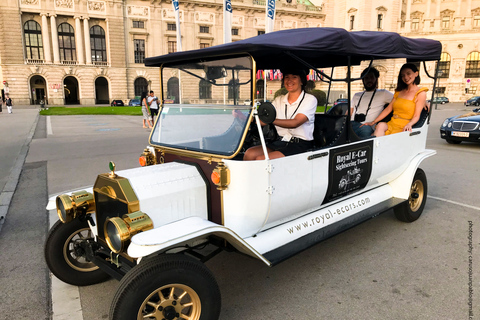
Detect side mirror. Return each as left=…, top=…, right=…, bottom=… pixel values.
left=257, top=102, right=276, bottom=124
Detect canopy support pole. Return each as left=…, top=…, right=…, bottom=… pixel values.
left=324, top=68, right=334, bottom=113
left=346, top=56, right=352, bottom=143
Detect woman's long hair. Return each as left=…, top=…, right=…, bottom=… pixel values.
left=140, top=91, right=148, bottom=106
left=395, top=63, right=420, bottom=92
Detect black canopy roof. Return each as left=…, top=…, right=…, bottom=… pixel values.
left=145, top=27, right=442, bottom=70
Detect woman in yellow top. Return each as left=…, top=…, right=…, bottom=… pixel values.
left=363, top=63, right=428, bottom=136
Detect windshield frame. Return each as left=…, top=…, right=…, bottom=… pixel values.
left=148, top=54, right=257, bottom=160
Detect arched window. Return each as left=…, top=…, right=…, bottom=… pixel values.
left=90, top=25, right=107, bottom=62
left=465, top=52, right=480, bottom=78
left=167, top=77, right=179, bottom=103
left=134, top=77, right=148, bottom=97
left=437, top=52, right=451, bottom=78
left=228, top=79, right=239, bottom=100
left=199, top=80, right=211, bottom=99
left=24, top=20, right=43, bottom=60
left=58, top=23, right=76, bottom=61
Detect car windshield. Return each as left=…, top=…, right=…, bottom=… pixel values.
left=150, top=55, right=253, bottom=156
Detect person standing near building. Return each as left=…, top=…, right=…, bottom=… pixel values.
left=350, top=67, right=393, bottom=138
left=147, top=90, right=159, bottom=121
left=0, top=96, right=3, bottom=113
left=141, top=92, right=153, bottom=128
left=5, top=95, right=13, bottom=114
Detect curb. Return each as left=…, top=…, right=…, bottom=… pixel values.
left=0, top=111, right=40, bottom=233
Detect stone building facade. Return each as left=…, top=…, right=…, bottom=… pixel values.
left=0, top=0, right=478, bottom=105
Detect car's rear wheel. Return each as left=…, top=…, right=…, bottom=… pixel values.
left=110, top=254, right=221, bottom=320
left=394, top=168, right=427, bottom=222
left=44, top=219, right=110, bottom=286
left=446, top=139, right=461, bottom=144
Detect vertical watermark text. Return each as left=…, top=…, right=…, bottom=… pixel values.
left=468, top=221, right=473, bottom=320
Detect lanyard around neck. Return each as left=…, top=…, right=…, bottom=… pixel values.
left=355, top=89, right=376, bottom=116
left=285, top=91, right=305, bottom=119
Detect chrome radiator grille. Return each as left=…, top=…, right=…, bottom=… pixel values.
left=452, top=121, right=479, bottom=131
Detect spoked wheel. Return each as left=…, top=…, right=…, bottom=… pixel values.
left=394, top=168, right=428, bottom=222
left=139, top=284, right=201, bottom=319
left=110, top=254, right=221, bottom=320
left=44, top=219, right=110, bottom=286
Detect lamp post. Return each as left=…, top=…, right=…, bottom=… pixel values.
left=434, top=69, right=444, bottom=110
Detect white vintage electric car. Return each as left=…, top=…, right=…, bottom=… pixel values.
left=44, top=28, right=442, bottom=320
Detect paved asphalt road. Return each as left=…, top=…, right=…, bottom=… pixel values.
left=0, top=102, right=479, bottom=319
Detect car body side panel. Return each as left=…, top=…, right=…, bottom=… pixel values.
left=261, top=152, right=325, bottom=232
left=221, top=159, right=272, bottom=238
left=244, top=183, right=393, bottom=257
left=370, top=126, right=428, bottom=187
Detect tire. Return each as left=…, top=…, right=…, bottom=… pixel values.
left=110, top=254, right=221, bottom=320
left=394, top=168, right=427, bottom=222
left=446, top=139, right=461, bottom=144
left=44, top=219, right=110, bottom=286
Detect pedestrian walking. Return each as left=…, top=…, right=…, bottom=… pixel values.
left=0, top=96, right=3, bottom=113
left=147, top=91, right=159, bottom=122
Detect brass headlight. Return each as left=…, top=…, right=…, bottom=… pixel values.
left=56, top=191, right=95, bottom=223
left=104, top=211, right=153, bottom=253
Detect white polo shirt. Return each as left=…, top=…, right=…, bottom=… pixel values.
left=272, top=91, right=317, bottom=141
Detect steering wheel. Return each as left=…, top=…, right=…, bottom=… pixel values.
left=243, top=102, right=278, bottom=151
left=257, top=102, right=276, bottom=124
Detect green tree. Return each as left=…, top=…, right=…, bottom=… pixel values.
left=273, top=88, right=288, bottom=99
left=274, top=87, right=326, bottom=106
left=310, top=89, right=326, bottom=106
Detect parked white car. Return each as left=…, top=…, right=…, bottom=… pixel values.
left=44, top=28, right=442, bottom=320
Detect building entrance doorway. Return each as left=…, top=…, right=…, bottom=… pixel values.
left=134, top=77, right=148, bottom=98
left=29, top=75, right=48, bottom=105
left=95, top=77, right=109, bottom=104
left=64, top=76, right=79, bottom=104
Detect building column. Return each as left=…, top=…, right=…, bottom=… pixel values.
left=434, top=0, right=441, bottom=30
left=465, top=0, right=472, bottom=26
left=404, top=0, right=412, bottom=32
left=74, top=16, right=85, bottom=64
left=424, top=0, right=432, bottom=31
left=40, top=14, right=52, bottom=63
left=83, top=18, right=92, bottom=64
left=50, top=14, right=60, bottom=63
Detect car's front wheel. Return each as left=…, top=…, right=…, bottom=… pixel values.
left=394, top=168, right=427, bottom=222
left=110, top=254, right=221, bottom=320
left=446, top=139, right=461, bottom=144
left=44, top=219, right=110, bottom=286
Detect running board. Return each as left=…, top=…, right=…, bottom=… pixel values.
left=264, top=197, right=405, bottom=265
